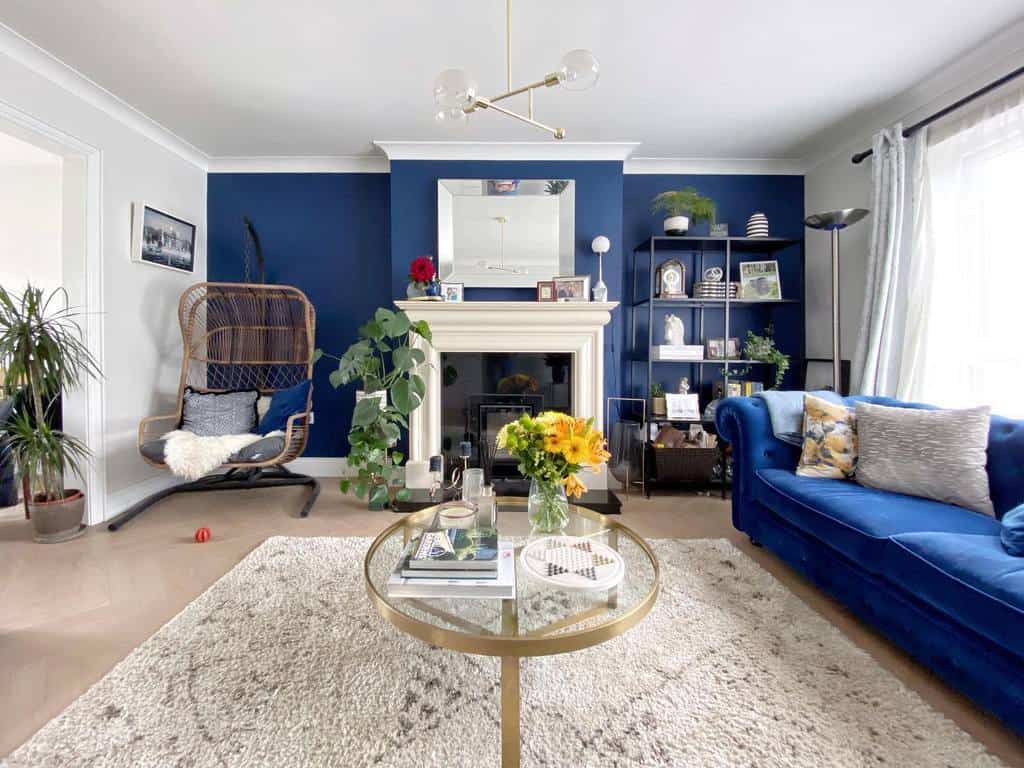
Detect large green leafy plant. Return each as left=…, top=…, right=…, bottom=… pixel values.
left=316, top=307, right=431, bottom=507
left=0, top=285, right=99, bottom=502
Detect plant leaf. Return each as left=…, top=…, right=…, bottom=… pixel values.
left=352, top=397, right=381, bottom=427
left=395, top=487, right=412, bottom=502
left=391, top=378, right=415, bottom=415
left=312, top=348, right=324, bottom=364
left=410, top=319, right=432, bottom=344
left=392, top=347, right=414, bottom=371
left=369, top=484, right=389, bottom=506
left=328, top=369, right=345, bottom=389
left=382, top=311, right=410, bottom=338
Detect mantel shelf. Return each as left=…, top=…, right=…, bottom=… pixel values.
left=395, top=300, right=619, bottom=312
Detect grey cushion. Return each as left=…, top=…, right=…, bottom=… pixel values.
left=180, top=387, right=259, bottom=436
left=855, top=401, right=993, bottom=516
left=140, top=435, right=286, bottom=465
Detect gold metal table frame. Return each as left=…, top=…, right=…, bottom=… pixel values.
left=363, top=499, right=660, bottom=767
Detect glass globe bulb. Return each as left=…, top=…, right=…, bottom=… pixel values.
left=557, top=49, right=599, bottom=91
left=435, top=107, right=468, bottom=123
left=433, top=69, right=478, bottom=109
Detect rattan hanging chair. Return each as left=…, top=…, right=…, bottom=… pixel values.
left=107, top=282, right=320, bottom=530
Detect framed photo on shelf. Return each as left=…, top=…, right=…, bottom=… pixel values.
left=665, top=393, right=701, bottom=420
left=553, top=275, right=590, bottom=302
left=705, top=337, right=741, bottom=360
left=440, top=282, right=464, bottom=302
left=131, top=202, right=197, bottom=273
left=536, top=280, right=556, bottom=302
left=739, top=260, right=781, bottom=300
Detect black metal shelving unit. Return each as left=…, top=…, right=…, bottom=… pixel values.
left=628, top=235, right=805, bottom=496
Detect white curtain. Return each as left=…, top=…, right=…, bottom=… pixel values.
left=901, top=89, right=1024, bottom=417
left=853, top=124, right=928, bottom=396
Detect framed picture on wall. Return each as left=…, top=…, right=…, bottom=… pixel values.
left=131, top=203, right=196, bottom=273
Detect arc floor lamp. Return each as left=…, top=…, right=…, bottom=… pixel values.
left=803, top=208, right=870, bottom=393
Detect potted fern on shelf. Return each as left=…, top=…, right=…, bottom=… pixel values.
left=651, top=188, right=717, bottom=236
left=0, top=285, right=99, bottom=542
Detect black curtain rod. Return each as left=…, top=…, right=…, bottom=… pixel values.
left=850, top=64, right=1024, bottom=164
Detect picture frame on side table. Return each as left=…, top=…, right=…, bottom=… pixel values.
left=131, top=202, right=197, bottom=273
left=536, top=281, right=556, bottom=302
left=739, top=260, right=781, bottom=300
left=553, top=275, right=590, bottom=302
left=440, top=282, right=464, bottom=302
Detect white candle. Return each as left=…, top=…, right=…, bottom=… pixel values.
left=404, top=460, right=431, bottom=489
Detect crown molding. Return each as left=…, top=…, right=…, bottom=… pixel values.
left=374, top=141, right=640, bottom=162
left=0, top=23, right=208, bottom=170
left=624, top=156, right=805, bottom=175
left=208, top=155, right=390, bottom=173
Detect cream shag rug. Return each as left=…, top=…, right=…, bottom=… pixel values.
left=4, top=537, right=1004, bottom=767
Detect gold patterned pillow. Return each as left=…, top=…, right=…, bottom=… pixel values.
left=796, top=394, right=858, bottom=479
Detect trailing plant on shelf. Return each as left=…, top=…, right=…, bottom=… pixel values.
left=651, top=188, right=716, bottom=235
left=0, top=284, right=99, bottom=542
left=744, top=326, right=790, bottom=389
left=315, top=307, right=431, bottom=508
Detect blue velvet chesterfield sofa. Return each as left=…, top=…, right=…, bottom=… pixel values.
left=715, top=395, right=1024, bottom=734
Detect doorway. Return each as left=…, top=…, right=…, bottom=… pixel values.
left=0, top=105, right=105, bottom=524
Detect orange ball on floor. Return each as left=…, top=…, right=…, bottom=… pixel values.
left=194, top=527, right=211, bottom=543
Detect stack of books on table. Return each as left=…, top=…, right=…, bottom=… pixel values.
left=652, top=345, right=705, bottom=362
left=387, top=526, right=516, bottom=599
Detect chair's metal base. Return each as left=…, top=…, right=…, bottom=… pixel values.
left=107, top=466, right=321, bottom=532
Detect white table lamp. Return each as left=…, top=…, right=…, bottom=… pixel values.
left=591, top=235, right=610, bottom=302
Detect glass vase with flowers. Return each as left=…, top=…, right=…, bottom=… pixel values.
left=407, top=255, right=437, bottom=298
left=496, top=412, right=610, bottom=533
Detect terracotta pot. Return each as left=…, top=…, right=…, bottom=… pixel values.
left=28, top=489, right=86, bottom=543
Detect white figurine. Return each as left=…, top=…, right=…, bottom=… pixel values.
left=678, top=377, right=690, bottom=394
left=663, top=314, right=685, bottom=346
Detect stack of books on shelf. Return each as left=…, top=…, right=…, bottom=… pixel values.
left=652, top=344, right=705, bottom=362
left=715, top=379, right=765, bottom=398
left=387, top=526, right=516, bottom=599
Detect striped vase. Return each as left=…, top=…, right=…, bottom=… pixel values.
left=746, top=212, right=769, bottom=238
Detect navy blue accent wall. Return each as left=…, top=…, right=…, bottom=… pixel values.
left=207, top=173, right=390, bottom=457
left=206, top=168, right=804, bottom=457
left=389, top=160, right=626, bottom=409
left=622, top=174, right=805, bottom=400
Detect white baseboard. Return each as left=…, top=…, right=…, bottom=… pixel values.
left=101, top=474, right=180, bottom=525
left=286, top=457, right=351, bottom=478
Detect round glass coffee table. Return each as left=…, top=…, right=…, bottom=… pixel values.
left=364, top=498, right=660, bottom=768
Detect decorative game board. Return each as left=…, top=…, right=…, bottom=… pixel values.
left=519, top=536, right=625, bottom=592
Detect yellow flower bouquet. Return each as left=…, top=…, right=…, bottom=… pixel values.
left=496, top=411, right=610, bottom=532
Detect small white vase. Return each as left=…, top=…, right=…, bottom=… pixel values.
left=664, top=215, right=689, bottom=236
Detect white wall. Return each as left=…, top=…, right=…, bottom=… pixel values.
left=803, top=21, right=1024, bottom=387
left=0, top=140, right=63, bottom=295
left=0, top=39, right=207, bottom=513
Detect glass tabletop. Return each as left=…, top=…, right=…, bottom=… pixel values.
left=363, top=498, right=660, bottom=658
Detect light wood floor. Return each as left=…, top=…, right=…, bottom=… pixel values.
left=1, top=484, right=1021, bottom=764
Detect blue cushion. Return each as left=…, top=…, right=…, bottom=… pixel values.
left=1002, top=504, right=1024, bottom=556
left=753, top=468, right=1001, bottom=573
left=885, top=532, right=1024, bottom=660
left=258, top=380, right=311, bottom=434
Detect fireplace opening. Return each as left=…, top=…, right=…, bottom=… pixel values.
left=440, top=351, right=572, bottom=491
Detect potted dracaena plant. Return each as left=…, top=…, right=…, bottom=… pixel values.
left=651, top=188, right=716, bottom=236
left=315, top=307, right=431, bottom=509
left=0, top=284, right=99, bottom=542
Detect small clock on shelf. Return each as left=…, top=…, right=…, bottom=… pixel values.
left=655, top=258, right=686, bottom=298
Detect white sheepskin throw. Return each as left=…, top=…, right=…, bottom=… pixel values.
left=161, top=430, right=281, bottom=480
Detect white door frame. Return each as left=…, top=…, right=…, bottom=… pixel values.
left=0, top=99, right=107, bottom=524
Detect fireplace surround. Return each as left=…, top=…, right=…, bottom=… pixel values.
left=396, top=300, right=618, bottom=489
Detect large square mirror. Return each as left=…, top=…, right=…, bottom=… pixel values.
left=437, top=179, right=575, bottom=287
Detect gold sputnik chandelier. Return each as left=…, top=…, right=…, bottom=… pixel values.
left=432, top=0, right=600, bottom=139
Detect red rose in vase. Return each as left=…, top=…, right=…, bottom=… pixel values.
left=408, top=256, right=436, bottom=287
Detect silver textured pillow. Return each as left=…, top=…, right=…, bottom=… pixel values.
left=855, top=401, right=993, bottom=516
left=181, top=388, right=259, bottom=436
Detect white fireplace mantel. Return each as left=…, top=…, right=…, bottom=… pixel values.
left=396, top=300, right=618, bottom=487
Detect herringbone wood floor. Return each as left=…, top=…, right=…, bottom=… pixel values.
left=1, top=483, right=1021, bottom=764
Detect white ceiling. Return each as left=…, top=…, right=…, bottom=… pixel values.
left=1, top=1, right=1021, bottom=161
